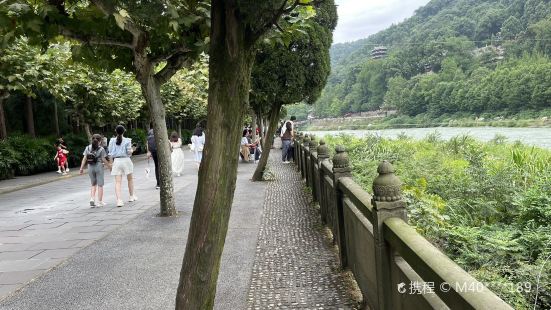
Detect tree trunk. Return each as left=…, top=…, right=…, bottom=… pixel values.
left=24, top=96, right=35, bottom=137
left=53, top=101, right=60, bottom=136
left=136, top=58, right=176, bottom=217
left=252, top=104, right=281, bottom=181
left=259, top=114, right=265, bottom=141
left=176, top=1, right=254, bottom=308
left=0, top=97, right=7, bottom=140
left=251, top=110, right=257, bottom=142
left=83, top=122, right=92, bottom=141
left=177, top=120, right=182, bottom=138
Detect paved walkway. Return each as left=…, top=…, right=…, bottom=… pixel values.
left=247, top=151, right=358, bottom=309
left=0, top=147, right=359, bottom=309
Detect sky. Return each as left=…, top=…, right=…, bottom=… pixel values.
left=333, top=0, right=431, bottom=44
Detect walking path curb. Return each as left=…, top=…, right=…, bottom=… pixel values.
left=0, top=155, right=147, bottom=196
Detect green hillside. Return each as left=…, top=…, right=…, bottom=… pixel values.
left=294, top=0, right=551, bottom=119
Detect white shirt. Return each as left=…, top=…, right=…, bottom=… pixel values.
left=280, top=120, right=294, bottom=137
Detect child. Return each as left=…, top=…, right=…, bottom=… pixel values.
left=55, top=137, right=70, bottom=172
left=80, top=134, right=110, bottom=207
left=54, top=146, right=68, bottom=175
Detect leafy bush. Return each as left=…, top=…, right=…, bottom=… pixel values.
left=0, top=135, right=58, bottom=179
left=181, top=129, right=192, bottom=144
left=127, top=129, right=147, bottom=155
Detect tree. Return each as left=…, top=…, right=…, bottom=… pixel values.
left=175, top=1, right=320, bottom=308
left=0, top=37, right=56, bottom=138
left=248, top=0, right=336, bottom=181
left=501, top=16, right=523, bottom=39
left=2, top=0, right=211, bottom=216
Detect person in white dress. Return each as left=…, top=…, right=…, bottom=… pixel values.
left=170, top=132, right=185, bottom=176
left=190, top=126, right=205, bottom=169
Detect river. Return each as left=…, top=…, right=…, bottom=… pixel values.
left=307, top=127, right=551, bottom=149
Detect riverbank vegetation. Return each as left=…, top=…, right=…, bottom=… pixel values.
left=302, top=109, right=551, bottom=131
left=324, top=133, right=550, bottom=309
left=293, top=0, right=551, bottom=121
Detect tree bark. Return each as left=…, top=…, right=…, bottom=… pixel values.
left=0, top=97, right=7, bottom=140
left=24, top=96, right=35, bottom=137
left=252, top=104, right=281, bottom=181
left=175, top=1, right=254, bottom=308
left=251, top=110, right=257, bottom=142
left=136, top=57, right=176, bottom=217
left=177, top=119, right=182, bottom=138
left=259, top=114, right=265, bottom=141
left=83, top=122, right=92, bottom=141
left=53, top=101, right=60, bottom=136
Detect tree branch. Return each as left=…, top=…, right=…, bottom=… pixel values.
left=150, top=46, right=191, bottom=65
left=60, top=29, right=133, bottom=49
left=250, top=0, right=323, bottom=42
left=274, top=22, right=284, bottom=33
left=154, top=53, right=191, bottom=85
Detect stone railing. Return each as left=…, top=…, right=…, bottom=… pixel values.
left=293, top=133, right=513, bottom=310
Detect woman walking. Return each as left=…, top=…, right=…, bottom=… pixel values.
left=190, top=125, right=205, bottom=169
left=79, top=134, right=110, bottom=207
left=108, top=125, right=137, bottom=207
left=170, top=131, right=185, bottom=176
left=280, top=121, right=293, bottom=163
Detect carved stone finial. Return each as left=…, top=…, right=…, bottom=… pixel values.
left=309, top=136, right=318, bottom=149
left=317, top=140, right=329, bottom=159
left=332, top=145, right=349, bottom=168
left=372, top=161, right=402, bottom=202
left=304, top=135, right=311, bottom=147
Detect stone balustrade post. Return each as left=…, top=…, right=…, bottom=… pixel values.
left=293, top=131, right=300, bottom=166
left=296, top=132, right=303, bottom=172
left=317, top=140, right=330, bottom=222
left=308, top=136, right=319, bottom=200
left=371, top=161, right=407, bottom=310
left=302, top=135, right=311, bottom=180
left=332, top=145, right=352, bottom=268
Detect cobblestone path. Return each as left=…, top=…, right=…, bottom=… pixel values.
left=247, top=149, right=358, bottom=309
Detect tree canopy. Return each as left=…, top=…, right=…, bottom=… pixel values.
left=249, top=0, right=337, bottom=180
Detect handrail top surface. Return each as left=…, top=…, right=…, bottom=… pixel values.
left=384, top=217, right=513, bottom=309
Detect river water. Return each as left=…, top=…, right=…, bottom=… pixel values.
left=307, top=127, right=551, bottom=149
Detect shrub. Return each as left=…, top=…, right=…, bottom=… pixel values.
left=0, top=135, right=58, bottom=179
left=322, top=133, right=551, bottom=307
left=127, top=129, right=147, bottom=155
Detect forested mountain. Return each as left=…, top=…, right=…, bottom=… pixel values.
left=305, top=0, right=551, bottom=118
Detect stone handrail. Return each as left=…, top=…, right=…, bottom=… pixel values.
left=292, top=132, right=513, bottom=310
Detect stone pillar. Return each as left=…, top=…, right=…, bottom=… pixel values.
left=302, top=135, right=310, bottom=180
left=371, top=161, right=407, bottom=310
left=293, top=131, right=300, bottom=165
left=308, top=136, right=319, bottom=200
left=296, top=132, right=304, bottom=172
left=332, top=145, right=352, bottom=268
left=317, top=140, right=330, bottom=222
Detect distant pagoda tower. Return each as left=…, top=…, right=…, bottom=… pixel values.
left=371, top=46, right=388, bottom=60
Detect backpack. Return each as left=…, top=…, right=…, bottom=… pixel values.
left=86, top=146, right=98, bottom=164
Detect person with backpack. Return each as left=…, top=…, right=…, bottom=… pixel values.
left=79, top=134, right=110, bottom=207
left=146, top=125, right=160, bottom=189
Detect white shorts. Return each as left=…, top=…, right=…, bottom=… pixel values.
left=111, top=157, right=134, bottom=176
